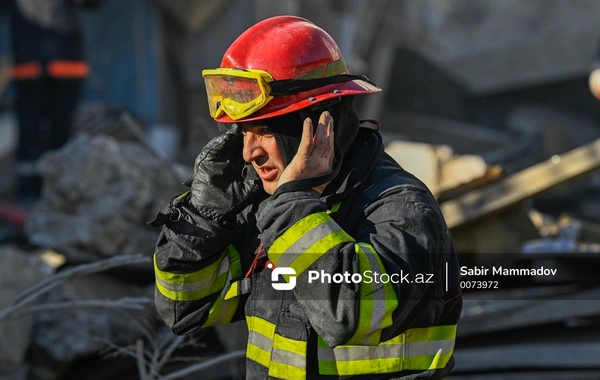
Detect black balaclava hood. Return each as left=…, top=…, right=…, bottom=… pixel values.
left=265, top=96, right=360, bottom=166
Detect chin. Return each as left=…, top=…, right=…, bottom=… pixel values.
left=263, top=181, right=278, bottom=195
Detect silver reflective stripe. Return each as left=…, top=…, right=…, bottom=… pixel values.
left=155, top=256, right=229, bottom=293
left=271, top=348, right=307, bottom=369
left=318, top=339, right=455, bottom=361
left=356, top=242, right=387, bottom=344
left=213, top=265, right=236, bottom=322
left=275, top=220, right=341, bottom=263
left=249, top=330, right=273, bottom=352
left=407, top=339, right=455, bottom=356
left=319, top=343, right=400, bottom=361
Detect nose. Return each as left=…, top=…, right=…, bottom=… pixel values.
left=242, top=131, right=265, bottom=163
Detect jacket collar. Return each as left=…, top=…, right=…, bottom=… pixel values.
left=321, top=126, right=384, bottom=207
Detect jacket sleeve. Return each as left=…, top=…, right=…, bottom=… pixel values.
left=153, top=192, right=247, bottom=335
left=257, top=186, right=452, bottom=348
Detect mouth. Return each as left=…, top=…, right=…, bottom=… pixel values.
left=256, top=166, right=278, bottom=181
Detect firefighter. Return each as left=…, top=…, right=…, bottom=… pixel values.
left=152, top=16, right=462, bottom=379
left=8, top=0, right=101, bottom=200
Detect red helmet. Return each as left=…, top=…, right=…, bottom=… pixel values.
left=212, top=16, right=381, bottom=123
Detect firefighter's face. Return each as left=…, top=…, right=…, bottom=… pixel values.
left=241, top=123, right=285, bottom=195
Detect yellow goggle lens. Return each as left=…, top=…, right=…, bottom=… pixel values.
left=202, top=69, right=274, bottom=120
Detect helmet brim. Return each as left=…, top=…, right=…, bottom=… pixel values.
left=214, top=78, right=381, bottom=123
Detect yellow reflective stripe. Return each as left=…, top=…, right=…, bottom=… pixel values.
left=202, top=252, right=242, bottom=327
left=154, top=245, right=242, bottom=302
left=271, top=340, right=307, bottom=378
left=269, top=212, right=351, bottom=255
left=247, top=315, right=277, bottom=336
left=223, top=280, right=239, bottom=300
left=327, top=202, right=341, bottom=214
left=226, top=244, right=242, bottom=278
left=319, top=339, right=455, bottom=362
left=202, top=292, right=239, bottom=327
left=269, top=213, right=332, bottom=255
left=358, top=243, right=385, bottom=345
left=347, top=243, right=375, bottom=345
left=246, top=316, right=276, bottom=367
left=269, top=212, right=354, bottom=277
left=405, top=325, right=457, bottom=343
left=284, top=230, right=353, bottom=279
left=362, top=242, right=397, bottom=341
left=320, top=357, right=404, bottom=376
left=318, top=325, right=457, bottom=376
left=317, top=335, right=330, bottom=349
left=346, top=242, right=398, bottom=345
left=405, top=352, right=454, bottom=371
left=155, top=249, right=228, bottom=284
left=305, top=230, right=354, bottom=254
left=273, top=334, right=306, bottom=357
left=247, top=315, right=308, bottom=378
left=247, top=330, right=273, bottom=366
left=247, top=343, right=271, bottom=367
left=175, top=190, right=190, bottom=200
left=155, top=264, right=228, bottom=301
left=269, top=361, right=306, bottom=379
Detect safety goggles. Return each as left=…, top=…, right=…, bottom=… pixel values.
left=202, top=68, right=275, bottom=121
left=202, top=66, right=376, bottom=120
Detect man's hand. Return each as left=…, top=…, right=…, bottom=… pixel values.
left=190, top=125, right=262, bottom=225
left=277, top=111, right=334, bottom=195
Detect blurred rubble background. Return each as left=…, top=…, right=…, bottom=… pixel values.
left=1, top=0, right=600, bottom=379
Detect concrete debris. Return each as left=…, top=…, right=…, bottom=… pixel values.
left=36, top=250, right=67, bottom=269
left=506, top=104, right=600, bottom=156
left=72, top=105, right=138, bottom=142
left=25, top=134, right=185, bottom=263
left=441, top=138, right=600, bottom=231
left=0, top=246, right=54, bottom=380
left=384, top=112, right=514, bottom=156
left=382, top=0, right=600, bottom=94
left=385, top=140, right=488, bottom=197
left=31, top=273, right=155, bottom=365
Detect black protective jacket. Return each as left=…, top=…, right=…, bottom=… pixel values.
left=154, top=126, right=462, bottom=379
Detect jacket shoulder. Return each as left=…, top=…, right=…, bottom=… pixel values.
left=359, top=152, right=435, bottom=203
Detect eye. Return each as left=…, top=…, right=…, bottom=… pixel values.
left=259, top=127, right=272, bottom=136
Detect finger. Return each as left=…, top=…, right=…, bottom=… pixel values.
left=327, top=112, right=334, bottom=142
left=313, top=111, right=330, bottom=151
left=326, top=112, right=334, bottom=150
left=315, top=112, right=334, bottom=162
left=326, top=114, right=334, bottom=169
left=298, top=117, right=314, bottom=156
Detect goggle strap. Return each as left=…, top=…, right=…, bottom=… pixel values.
left=269, top=74, right=376, bottom=97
